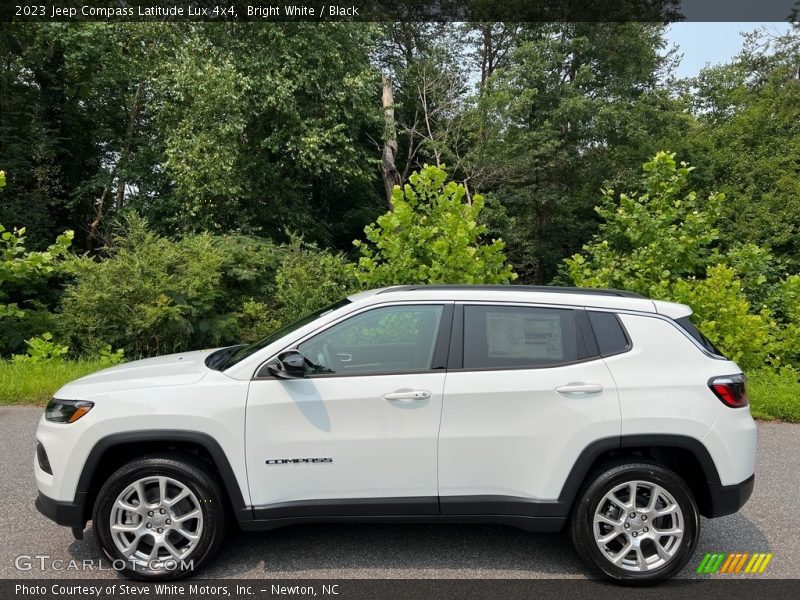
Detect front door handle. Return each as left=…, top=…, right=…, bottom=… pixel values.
left=384, top=390, right=431, bottom=402
left=555, top=383, right=604, bottom=395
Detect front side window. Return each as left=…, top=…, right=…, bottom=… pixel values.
left=298, top=305, right=444, bottom=375
left=463, top=305, right=578, bottom=369
left=215, top=299, right=351, bottom=370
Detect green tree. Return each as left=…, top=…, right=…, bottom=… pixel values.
left=469, top=22, right=688, bottom=283
left=354, top=165, right=516, bottom=287
left=564, top=152, right=782, bottom=371
left=565, top=152, right=723, bottom=295
left=148, top=23, right=382, bottom=245
left=686, top=27, right=800, bottom=272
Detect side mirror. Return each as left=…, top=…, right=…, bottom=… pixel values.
left=267, top=350, right=307, bottom=379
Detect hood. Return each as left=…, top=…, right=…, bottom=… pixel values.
left=54, top=348, right=219, bottom=400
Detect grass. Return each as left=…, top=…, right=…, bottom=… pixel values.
left=0, top=359, right=111, bottom=405
left=747, top=368, right=800, bottom=422
left=1, top=360, right=799, bottom=422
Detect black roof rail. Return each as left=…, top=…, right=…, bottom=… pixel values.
left=376, top=284, right=645, bottom=299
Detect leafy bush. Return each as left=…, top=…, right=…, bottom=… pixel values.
left=354, top=165, right=517, bottom=287
left=671, top=266, right=776, bottom=370
left=11, top=332, right=69, bottom=363
left=772, top=275, right=800, bottom=367
left=56, top=213, right=357, bottom=356
left=237, top=236, right=358, bottom=341
left=1, top=223, right=73, bottom=319
left=565, top=152, right=787, bottom=370
left=60, top=216, right=225, bottom=357
left=276, top=237, right=357, bottom=323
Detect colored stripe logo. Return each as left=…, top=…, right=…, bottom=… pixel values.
left=696, top=552, right=773, bottom=574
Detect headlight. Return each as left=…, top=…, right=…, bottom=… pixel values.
left=45, top=399, right=94, bottom=423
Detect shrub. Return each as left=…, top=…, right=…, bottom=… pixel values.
left=57, top=214, right=352, bottom=356
left=671, top=266, right=777, bottom=371
left=60, top=216, right=227, bottom=357
left=273, top=237, right=358, bottom=323
left=354, top=165, right=516, bottom=287
left=564, top=152, right=787, bottom=370
left=0, top=222, right=73, bottom=353
left=238, top=237, right=358, bottom=341
left=772, top=275, right=800, bottom=367
left=11, top=332, right=69, bottom=363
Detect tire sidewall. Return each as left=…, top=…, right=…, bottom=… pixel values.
left=573, top=462, right=699, bottom=583
left=93, top=457, right=225, bottom=581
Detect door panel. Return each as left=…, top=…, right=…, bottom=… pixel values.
left=438, top=304, right=621, bottom=507
left=245, top=303, right=450, bottom=510
left=246, top=373, right=445, bottom=507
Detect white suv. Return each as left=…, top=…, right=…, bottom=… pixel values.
left=34, top=285, right=756, bottom=582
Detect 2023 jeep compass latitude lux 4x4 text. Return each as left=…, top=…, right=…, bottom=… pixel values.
left=34, top=285, right=756, bottom=582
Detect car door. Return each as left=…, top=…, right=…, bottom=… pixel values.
left=438, top=303, right=621, bottom=515
left=245, top=302, right=452, bottom=517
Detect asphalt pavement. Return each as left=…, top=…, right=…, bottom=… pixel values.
left=1, top=405, right=797, bottom=579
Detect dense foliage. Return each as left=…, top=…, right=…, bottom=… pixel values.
left=54, top=167, right=516, bottom=358
left=354, top=165, right=516, bottom=287
left=564, top=152, right=797, bottom=371
left=1, top=22, right=799, bottom=406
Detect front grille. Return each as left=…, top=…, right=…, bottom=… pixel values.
left=36, top=442, right=52, bottom=475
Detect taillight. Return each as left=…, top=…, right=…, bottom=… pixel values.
left=708, top=374, right=749, bottom=408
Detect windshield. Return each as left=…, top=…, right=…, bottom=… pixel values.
left=211, top=298, right=352, bottom=370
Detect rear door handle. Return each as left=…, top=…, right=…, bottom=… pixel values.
left=555, top=383, right=603, bottom=395
left=384, top=390, right=431, bottom=402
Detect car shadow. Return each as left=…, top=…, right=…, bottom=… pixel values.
left=203, top=523, right=588, bottom=578
left=63, top=511, right=772, bottom=580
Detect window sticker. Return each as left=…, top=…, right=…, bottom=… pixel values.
left=486, top=311, right=564, bottom=359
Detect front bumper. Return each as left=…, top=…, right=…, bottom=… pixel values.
left=705, top=474, right=755, bottom=517
left=35, top=491, right=87, bottom=529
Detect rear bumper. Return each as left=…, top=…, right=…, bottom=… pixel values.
left=705, top=474, right=754, bottom=518
left=35, top=492, right=87, bottom=529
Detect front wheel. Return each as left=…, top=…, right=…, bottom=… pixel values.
left=570, top=461, right=699, bottom=582
left=92, top=454, right=227, bottom=580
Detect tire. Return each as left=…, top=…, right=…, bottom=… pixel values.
left=92, top=453, right=227, bottom=580
left=569, top=460, right=699, bottom=583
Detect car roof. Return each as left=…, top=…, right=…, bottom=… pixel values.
left=348, top=284, right=689, bottom=317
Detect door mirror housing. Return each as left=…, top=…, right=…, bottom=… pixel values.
left=267, top=350, right=307, bottom=379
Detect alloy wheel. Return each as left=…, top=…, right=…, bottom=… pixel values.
left=592, top=479, right=685, bottom=572
left=109, top=475, right=203, bottom=570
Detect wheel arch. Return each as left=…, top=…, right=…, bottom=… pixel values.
left=77, top=430, right=251, bottom=527
left=558, top=434, right=722, bottom=518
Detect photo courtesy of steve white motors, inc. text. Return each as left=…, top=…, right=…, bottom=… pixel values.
left=14, top=583, right=338, bottom=597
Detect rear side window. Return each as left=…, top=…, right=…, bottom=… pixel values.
left=675, top=315, right=724, bottom=357
left=587, top=311, right=630, bottom=356
left=463, top=305, right=579, bottom=369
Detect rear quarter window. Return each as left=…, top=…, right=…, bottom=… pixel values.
left=675, top=315, right=724, bottom=357
left=587, top=311, right=631, bottom=357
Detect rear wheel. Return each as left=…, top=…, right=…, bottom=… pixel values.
left=570, top=461, right=699, bottom=582
left=92, top=454, right=226, bottom=580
